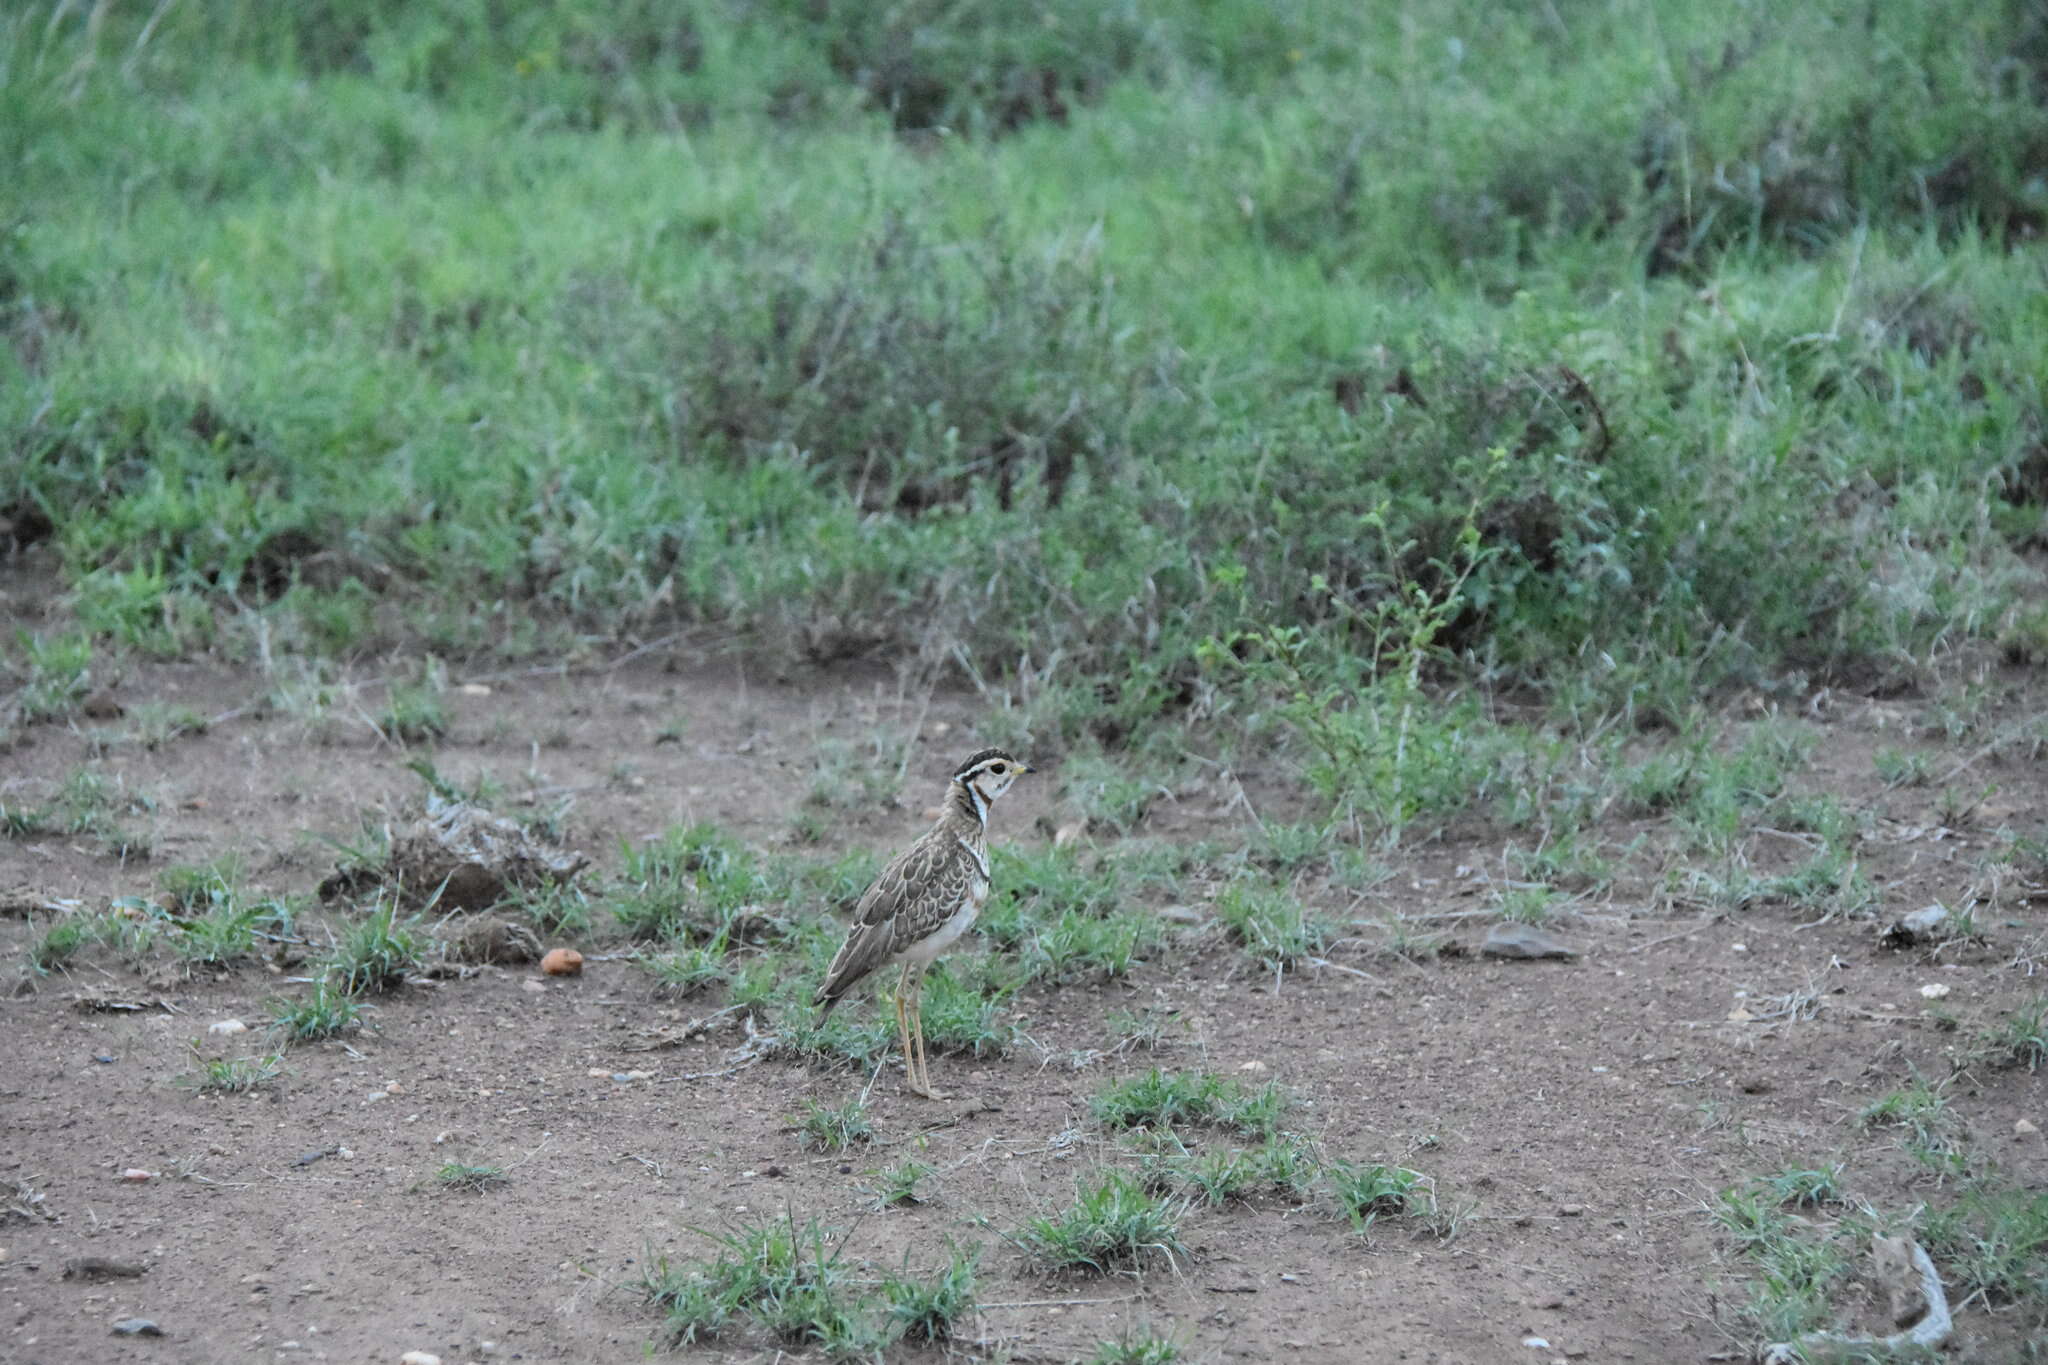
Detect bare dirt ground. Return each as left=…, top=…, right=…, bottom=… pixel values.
left=3, top=626, right=2045, bottom=1364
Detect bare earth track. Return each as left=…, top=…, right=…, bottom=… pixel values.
left=2, top=639, right=2044, bottom=1364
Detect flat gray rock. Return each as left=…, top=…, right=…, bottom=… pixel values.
left=1480, top=923, right=1577, bottom=960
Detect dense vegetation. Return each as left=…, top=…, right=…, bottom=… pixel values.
left=6, top=1, right=2046, bottom=753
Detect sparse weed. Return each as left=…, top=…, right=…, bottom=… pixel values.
left=915, top=973, right=1016, bottom=1059
left=173, top=900, right=268, bottom=968
left=28, top=917, right=92, bottom=972
left=178, top=1048, right=284, bottom=1095
left=1859, top=1081, right=1961, bottom=1161
left=159, top=854, right=244, bottom=910
left=435, top=1160, right=508, bottom=1193
left=794, top=1099, right=874, bottom=1153
left=1146, top=1134, right=1321, bottom=1207
left=1213, top=880, right=1330, bottom=974
left=380, top=677, right=448, bottom=746
left=1874, top=746, right=1933, bottom=788
left=1711, top=1187, right=1860, bottom=1343
left=871, top=1160, right=934, bottom=1209
left=1058, top=753, right=1163, bottom=835
left=10, top=632, right=94, bottom=723
left=270, top=979, right=369, bottom=1043
left=1978, top=1001, right=2048, bottom=1073
left=1012, top=1170, right=1189, bottom=1274
left=1325, top=1160, right=1436, bottom=1236
left=881, top=1244, right=978, bottom=1344
left=1250, top=821, right=1331, bottom=872
left=1090, top=1328, right=1183, bottom=1365
left=640, top=1216, right=874, bottom=1351
left=1918, top=1180, right=2048, bottom=1311
left=641, top=946, right=728, bottom=999
left=1022, top=908, right=1158, bottom=983
left=504, top=881, right=594, bottom=938
left=1493, top=885, right=1560, bottom=924
left=1752, top=1164, right=1846, bottom=1210
left=327, top=901, right=422, bottom=993
left=616, top=824, right=774, bottom=943
left=1103, top=1008, right=1179, bottom=1054
left=802, top=737, right=904, bottom=812
left=1091, top=1070, right=1287, bottom=1139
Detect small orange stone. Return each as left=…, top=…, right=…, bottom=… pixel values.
left=540, top=948, right=584, bottom=976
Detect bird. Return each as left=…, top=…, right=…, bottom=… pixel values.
left=813, top=747, right=1035, bottom=1099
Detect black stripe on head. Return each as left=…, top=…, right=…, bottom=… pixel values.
left=953, top=747, right=1015, bottom=781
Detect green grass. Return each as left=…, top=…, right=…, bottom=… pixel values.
left=178, top=1049, right=285, bottom=1095
left=793, top=1099, right=873, bottom=1154
left=1979, top=1000, right=2048, bottom=1073
left=869, top=1160, right=935, bottom=1210
left=639, top=946, right=728, bottom=1000
left=1090, top=1069, right=1289, bottom=1139
left=1325, top=1160, right=1437, bottom=1237
left=881, top=1245, right=978, bottom=1345
left=1089, top=1329, right=1184, bottom=1365
left=1, top=768, right=154, bottom=858
left=5, top=0, right=2043, bottom=790
left=326, top=900, right=423, bottom=993
left=435, top=1160, right=508, bottom=1193
left=270, top=979, right=369, bottom=1042
left=639, top=1215, right=973, bottom=1354
left=1010, top=1170, right=1189, bottom=1275
left=502, top=881, right=594, bottom=938
left=1750, top=1164, right=1847, bottom=1211
left=1712, top=1186, right=1864, bottom=1343
left=1212, top=881, right=1332, bottom=976
left=1144, top=1135, right=1322, bottom=1208
left=615, top=824, right=778, bottom=944
left=6, top=632, right=95, bottom=724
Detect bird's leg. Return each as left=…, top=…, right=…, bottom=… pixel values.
left=908, top=966, right=945, bottom=1101
left=893, top=963, right=916, bottom=1089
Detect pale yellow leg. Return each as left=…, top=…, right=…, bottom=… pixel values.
left=907, top=965, right=944, bottom=1101
left=892, top=964, right=917, bottom=1091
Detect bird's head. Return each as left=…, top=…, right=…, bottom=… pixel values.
left=953, top=747, right=1035, bottom=805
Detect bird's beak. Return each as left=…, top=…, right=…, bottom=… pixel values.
left=1021, top=762, right=1038, bottom=774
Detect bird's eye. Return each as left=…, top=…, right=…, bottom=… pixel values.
left=990, top=763, right=1007, bottom=775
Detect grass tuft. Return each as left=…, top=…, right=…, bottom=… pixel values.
left=1011, top=1170, right=1189, bottom=1275
left=177, top=1048, right=284, bottom=1095
left=270, top=979, right=369, bottom=1043
left=435, top=1160, right=509, bottom=1193
left=793, top=1099, right=874, bottom=1154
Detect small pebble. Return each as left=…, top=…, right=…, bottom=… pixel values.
left=111, top=1318, right=162, bottom=1337
left=1919, top=983, right=1952, bottom=999
left=1558, top=1203, right=1586, bottom=1217
left=399, top=1352, right=442, bottom=1365
left=2017, top=1119, right=2039, bottom=1136
left=541, top=948, right=583, bottom=976
left=1239, top=1059, right=1269, bottom=1073
left=208, top=1019, right=249, bottom=1036
left=118, top=1168, right=157, bottom=1182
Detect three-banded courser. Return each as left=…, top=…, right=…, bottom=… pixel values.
left=814, top=747, right=1034, bottom=1099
